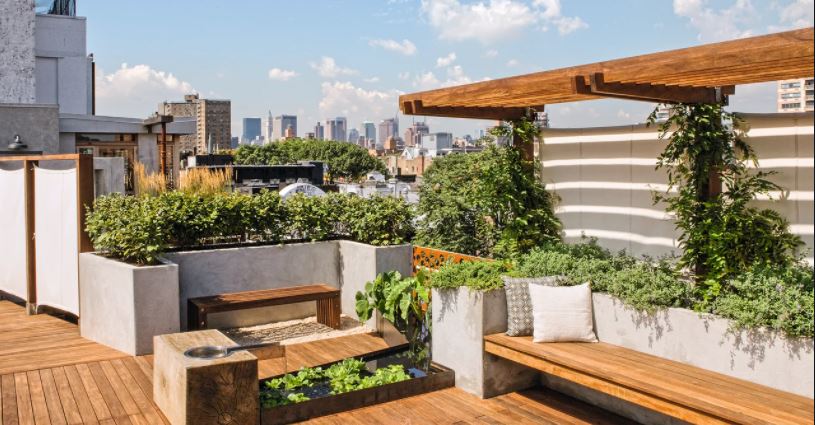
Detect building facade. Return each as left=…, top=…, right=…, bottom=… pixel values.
left=362, top=121, right=376, bottom=146
left=314, top=122, right=325, bottom=140
left=378, top=118, right=398, bottom=147
left=273, top=115, right=297, bottom=141
left=348, top=128, right=359, bottom=145
left=777, top=78, right=815, bottom=113
left=242, top=117, right=261, bottom=143
left=264, top=111, right=273, bottom=142
left=404, top=121, right=429, bottom=147
left=335, top=117, right=347, bottom=142
left=160, top=94, right=231, bottom=153
left=421, top=132, right=453, bottom=154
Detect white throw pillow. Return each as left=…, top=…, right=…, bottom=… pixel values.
left=529, top=282, right=598, bottom=343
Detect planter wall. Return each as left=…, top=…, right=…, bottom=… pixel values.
left=79, top=253, right=179, bottom=355
left=79, top=241, right=414, bottom=355
left=431, top=287, right=538, bottom=398
left=164, top=242, right=342, bottom=330
left=591, top=293, right=814, bottom=398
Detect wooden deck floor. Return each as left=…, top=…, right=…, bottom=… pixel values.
left=0, top=301, right=127, bottom=376
left=0, top=300, right=635, bottom=425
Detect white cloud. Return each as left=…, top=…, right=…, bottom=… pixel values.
left=95, top=63, right=195, bottom=117
left=436, top=52, right=457, bottom=67
left=363, top=76, right=381, bottom=83
left=413, top=65, right=475, bottom=90
left=398, top=71, right=411, bottom=80
left=506, top=59, right=519, bottom=67
left=778, top=0, right=814, bottom=28
left=267, top=68, right=298, bottom=81
left=484, top=49, right=499, bottom=58
left=420, top=0, right=586, bottom=43
left=413, top=71, right=440, bottom=89
left=310, top=57, right=358, bottom=78
left=534, top=0, right=588, bottom=34
left=369, top=39, right=418, bottom=55
left=673, top=0, right=757, bottom=41
left=318, top=81, right=402, bottom=123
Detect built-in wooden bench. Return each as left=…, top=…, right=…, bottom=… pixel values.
left=188, top=284, right=341, bottom=331
left=484, top=333, right=815, bottom=425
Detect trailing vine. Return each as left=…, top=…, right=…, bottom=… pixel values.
left=648, top=103, right=802, bottom=305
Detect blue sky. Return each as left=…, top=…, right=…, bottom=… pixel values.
left=85, top=0, right=814, bottom=138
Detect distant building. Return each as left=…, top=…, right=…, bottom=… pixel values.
left=404, top=121, right=429, bottom=147
left=273, top=115, right=297, bottom=140
left=362, top=121, right=376, bottom=145
left=335, top=117, right=348, bottom=142
left=314, top=122, right=325, bottom=140
left=777, top=78, right=814, bottom=112
left=535, top=111, right=550, bottom=128
left=231, top=136, right=240, bottom=149
left=161, top=93, right=231, bottom=153
left=653, top=105, right=671, bottom=122
left=378, top=118, right=399, bottom=147
left=306, top=132, right=316, bottom=139
left=284, top=125, right=296, bottom=140
left=348, top=128, right=360, bottom=144
left=421, top=132, right=453, bottom=155
left=264, top=111, right=273, bottom=142
left=242, top=117, right=261, bottom=142
left=325, top=119, right=337, bottom=140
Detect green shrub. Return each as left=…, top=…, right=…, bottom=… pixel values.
left=85, top=194, right=168, bottom=265
left=430, top=261, right=512, bottom=291
left=713, top=264, right=814, bottom=338
left=87, top=191, right=414, bottom=265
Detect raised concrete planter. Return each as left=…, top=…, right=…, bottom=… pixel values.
left=79, top=253, right=179, bottom=355
left=432, top=284, right=813, bottom=404
left=79, top=241, right=414, bottom=354
left=591, top=293, right=814, bottom=398
left=431, top=287, right=537, bottom=398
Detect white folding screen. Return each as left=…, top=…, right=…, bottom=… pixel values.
left=0, top=165, right=28, bottom=300
left=34, top=165, right=79, bottom=315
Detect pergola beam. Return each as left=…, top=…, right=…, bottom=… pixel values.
left=573, top=73, right=734, bottom=104
left=399, top=27, right=814, bottom=116
left=403, top=100, right=532, bottom=120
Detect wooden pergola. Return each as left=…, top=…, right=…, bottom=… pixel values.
left=399, top=27, right=814, bottom=121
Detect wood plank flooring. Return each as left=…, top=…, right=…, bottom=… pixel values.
left=0, top=299, right=640, bottom=425
left=0, top=301, right=127, bottom=376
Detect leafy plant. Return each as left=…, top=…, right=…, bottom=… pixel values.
left=429, top=260, right=512, bottom=291
left=234, top=138, right=387, bottom=182
left=85, top=194, right=168, bottom=265
left=649, top=103, right=802, bottom=304
left=356, top=271, right=431, bottom=370
left=356, top=365, right=410, bottom=390
left=415, top=143, right=561, bottom=259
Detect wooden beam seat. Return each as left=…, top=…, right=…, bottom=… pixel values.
left=187, top=284, right=341, bottom=331
left=484, top=333, right=814, bottom=425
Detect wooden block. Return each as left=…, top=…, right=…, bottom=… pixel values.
left=153, top=330, right=259, bottom=425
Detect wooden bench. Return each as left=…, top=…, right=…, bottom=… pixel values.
left=484, top=333, right=815, bottom=425
left=188, top=284, right=341, bottom=331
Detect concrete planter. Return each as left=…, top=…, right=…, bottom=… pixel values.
left=431, top=287, right=537, bottom=398
left=79, top=241, right=414, bottom=354
left=79, top=253, right=179, bottom=356
left=591, top=293, right=814, bottom=398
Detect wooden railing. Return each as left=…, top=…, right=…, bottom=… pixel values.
left=412, top=246, right=488, bottom=273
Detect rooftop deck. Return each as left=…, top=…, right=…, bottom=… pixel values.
left=0, top=300, right=632, bottom=424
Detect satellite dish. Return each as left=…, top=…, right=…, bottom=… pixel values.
left=279, top=183, right=326, bottom=200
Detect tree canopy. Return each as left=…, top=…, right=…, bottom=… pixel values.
left=415, top=143, right=561, bottom=258
left=233, top=139, right=387, bottom=182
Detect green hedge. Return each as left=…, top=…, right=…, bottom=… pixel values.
left=86, top=191, right=414, bottom=265
left=429, top=240, right=814, bottom=338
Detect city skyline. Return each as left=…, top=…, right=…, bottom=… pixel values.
left=82, top=1, right=813, bottom=138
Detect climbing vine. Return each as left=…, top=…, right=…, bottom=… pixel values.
left=649, top=103, right=802, bottom=305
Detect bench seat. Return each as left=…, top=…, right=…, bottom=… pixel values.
left=188, top=284, right=341, bottom=331
left=484, top=333, right=814, bottom=425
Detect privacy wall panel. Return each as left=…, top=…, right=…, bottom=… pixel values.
left=0, top=164, right=27, bottom=299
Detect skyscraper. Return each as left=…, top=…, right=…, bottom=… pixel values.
left=314, top=122, right=325, bottom=140
left=325, top=119, right=337, bottom=140
left=264, top=111, right=273, bottom=142
left=777, top=78, right=814, bottom=112
left=273, top=115, right=297, bottom=141
left=378, top=118, right=398, bottom=147
left=362, top=121, right=376, bottom=146
left=160, top=94, right=231, bottom=153
left=335, top=117, right=348, bottom=142
left=242, top=117, right=261, bottom=143
left=348, top=128, right=359, bottom=145
left=405, top=121, right=429, bottom=147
